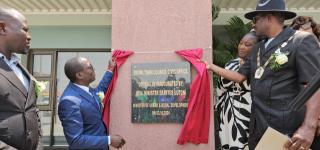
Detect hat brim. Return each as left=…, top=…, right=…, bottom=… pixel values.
left=244, top=10, right=297, bottom=20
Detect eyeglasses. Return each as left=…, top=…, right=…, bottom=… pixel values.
left=252, top=14, right=268, bottom=24
left=252, top=17, right=257, bottom=24
left=252, top=16, right=263, bottom=24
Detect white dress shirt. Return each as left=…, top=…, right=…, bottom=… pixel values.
left=0, top=53, right=30, bottom=92
left=73, top=83, right=91, bottom=96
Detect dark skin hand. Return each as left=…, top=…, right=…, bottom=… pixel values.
left=283, top=126, right=315, bottom=150
left=283, top=89, right=320, bottom=150
left=110, top=134, right=126, bottom=149
left=107, top=58, right=116, bottom=72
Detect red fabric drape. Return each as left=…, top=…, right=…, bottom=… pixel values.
left=176, top=48, right=211, bottom=144
left=102, top=50, right=134, bottom=129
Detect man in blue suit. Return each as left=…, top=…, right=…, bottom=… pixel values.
left=58, top=57, right=125, bottom=149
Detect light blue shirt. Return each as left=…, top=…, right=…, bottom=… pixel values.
left=0, top=53, right=29, bottom=91
left=265, top=38, right=274, bottom=48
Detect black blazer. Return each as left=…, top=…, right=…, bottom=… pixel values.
left=239, top=27, right=320, bottom=149
left=0, top=59, right=42, bottom=150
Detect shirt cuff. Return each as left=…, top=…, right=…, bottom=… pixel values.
left=108, top=135, right=111, bottom=145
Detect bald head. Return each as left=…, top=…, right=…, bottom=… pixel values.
left=0, top=6, right=30, bottom=58
left=0, top=6, right=25, bottom=23
left=64, top=57, right=87, bottom=83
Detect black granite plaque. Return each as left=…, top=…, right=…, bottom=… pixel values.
left=131, top=62, right=190, bottom=123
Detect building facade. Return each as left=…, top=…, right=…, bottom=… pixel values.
left=1, top=0, right=320, bottom=149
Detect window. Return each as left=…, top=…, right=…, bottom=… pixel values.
left=28, top=49, right=111, bottom=147
left=29, top=52, right=54, bottom=110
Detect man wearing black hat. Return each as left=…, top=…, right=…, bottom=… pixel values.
left=205, top=0, right=320, bottom=149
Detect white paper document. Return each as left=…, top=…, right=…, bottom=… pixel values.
left=255, top=127, right=289, bottom=150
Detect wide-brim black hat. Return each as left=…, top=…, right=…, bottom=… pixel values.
left=245, top=0, right=296, bottom=20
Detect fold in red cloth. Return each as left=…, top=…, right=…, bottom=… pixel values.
left=176, top=48, right=211, bottom=144
left=102, top=50, right=134, bottom=129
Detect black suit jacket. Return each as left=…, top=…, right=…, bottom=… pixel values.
left=239, top=27, right=320, bottom=149
left=0, top=59, right=42, bottom=150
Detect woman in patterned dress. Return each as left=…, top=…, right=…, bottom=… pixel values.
left=215, top=32, right=257, bottom=150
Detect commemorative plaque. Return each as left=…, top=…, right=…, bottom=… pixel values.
left=131, top=62, right=190, bottom=123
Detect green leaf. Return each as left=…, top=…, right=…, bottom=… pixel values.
left=212, top=0, right=220, bottom=23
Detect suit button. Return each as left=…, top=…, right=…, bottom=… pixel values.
left=27, top=130, right=31, bottom=135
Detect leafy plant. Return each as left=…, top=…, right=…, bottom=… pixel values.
left=212, top=0, right=220, bottom=23
left=212, top=38, right=234, bottom=67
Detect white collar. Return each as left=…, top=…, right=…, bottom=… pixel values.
left=0, top=53, right=20, bottom=65
left=73, top=83, right=91, bottom=95
left=264, top=38, right=274, bottom=49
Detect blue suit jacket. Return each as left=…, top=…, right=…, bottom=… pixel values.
left=58, top=71, right=113, bottom=150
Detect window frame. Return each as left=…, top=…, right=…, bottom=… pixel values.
left=27, top=48, right=111, bottom=147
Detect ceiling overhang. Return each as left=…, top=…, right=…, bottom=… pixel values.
left=0, top=0, right=112, bottom=26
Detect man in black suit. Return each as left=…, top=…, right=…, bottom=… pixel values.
left=0, top=6, right=42, bottom=150
left=205, top=0, right=320, bottom=149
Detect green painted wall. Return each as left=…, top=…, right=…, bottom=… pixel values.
left=29, top=26, right=111, bottom=49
